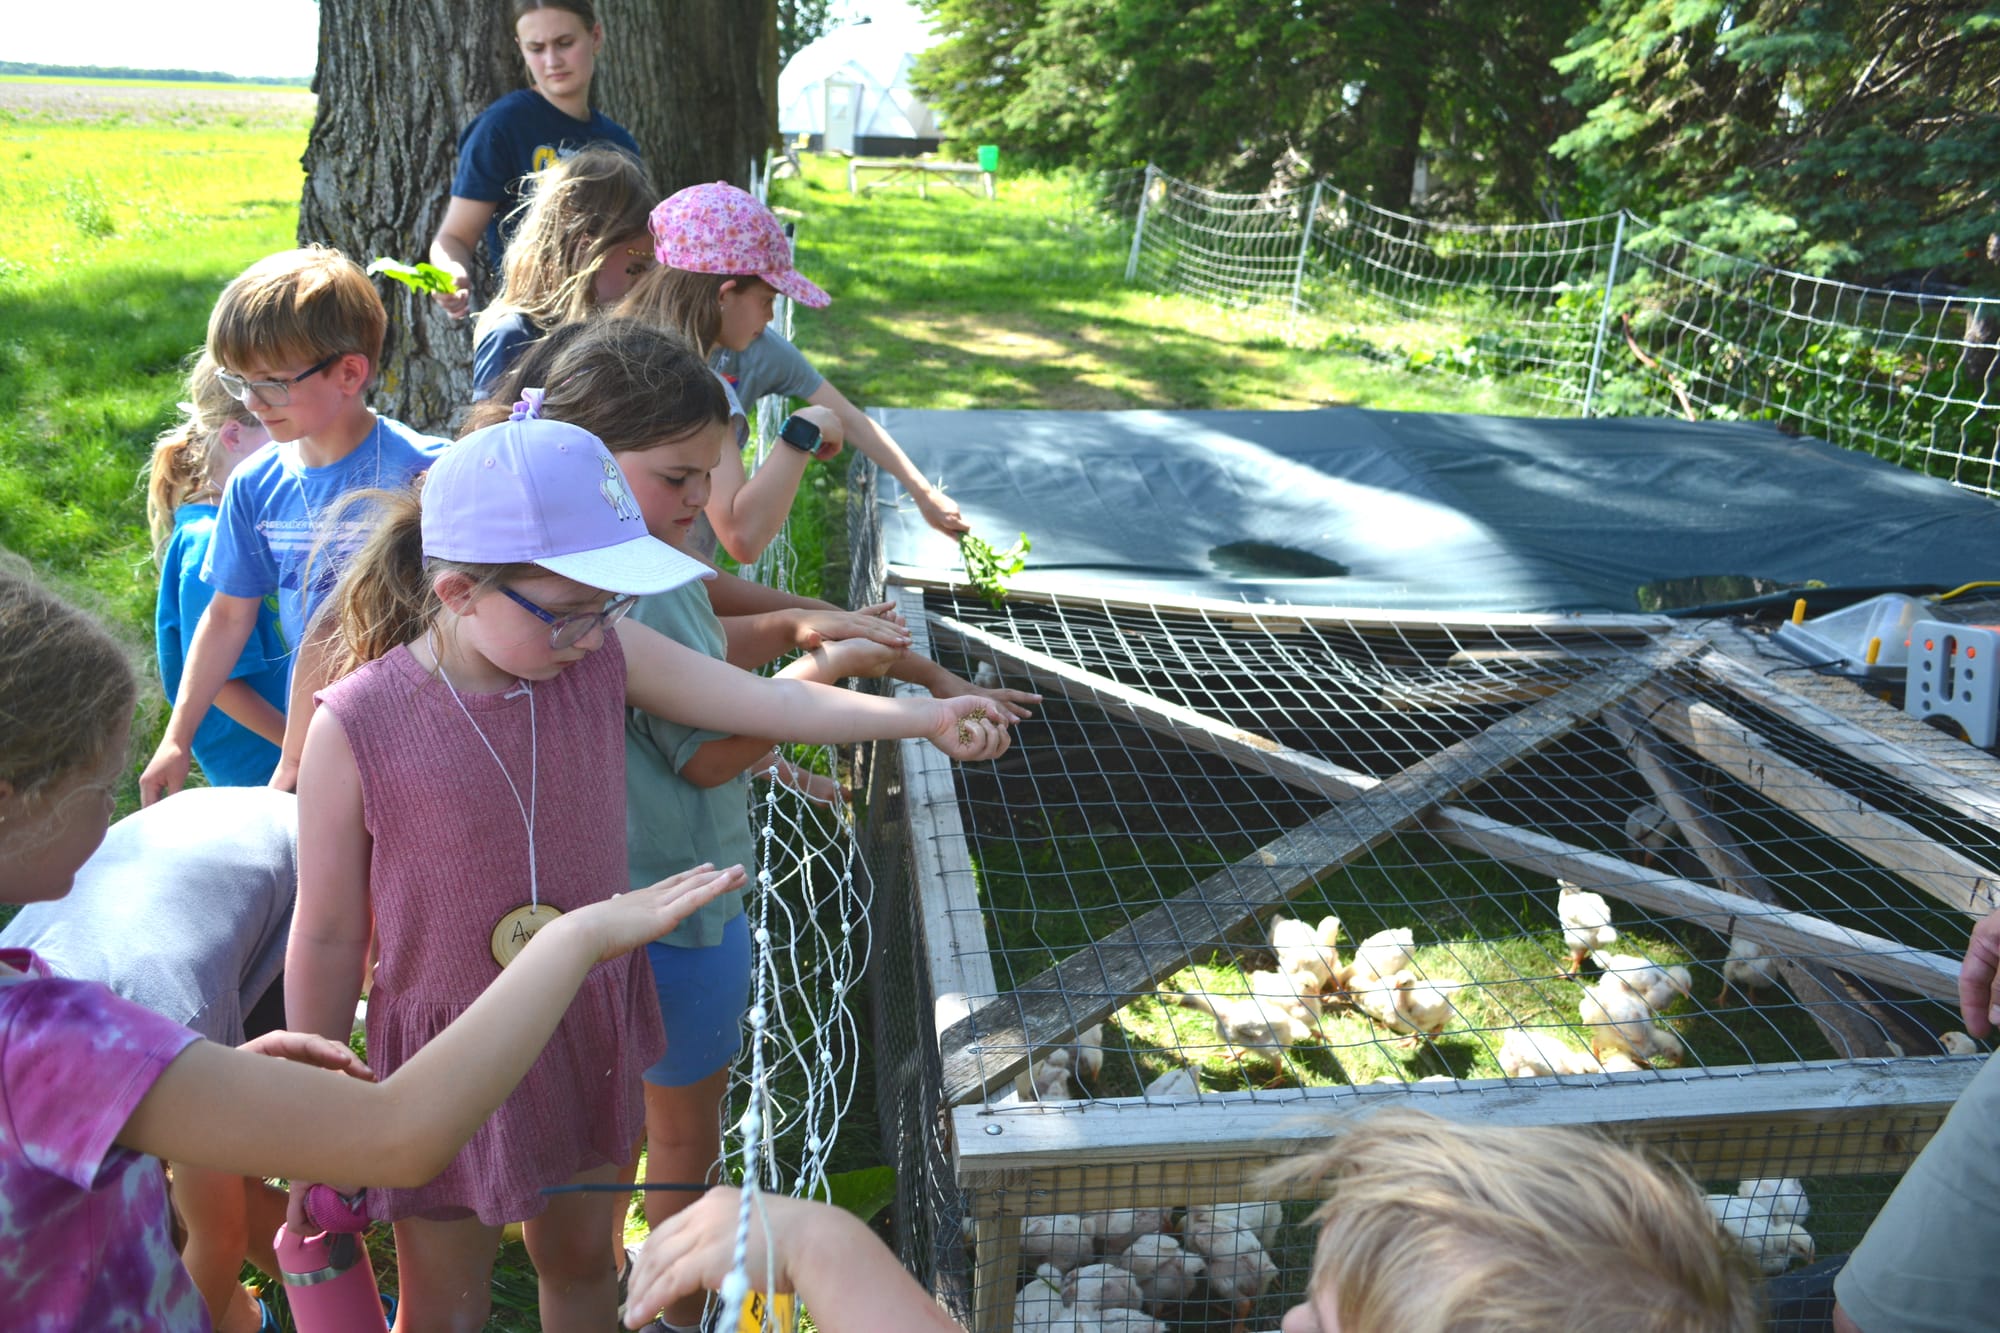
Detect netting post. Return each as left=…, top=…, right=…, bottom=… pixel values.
left=1288, top=178, right=1324, bottom=327
left=1124, top=163, right=1157, bottom=284
left=1582, top=210, right=1628, bottom=418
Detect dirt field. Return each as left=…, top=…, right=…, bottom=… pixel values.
left=0, top=80, right=314, bottom=129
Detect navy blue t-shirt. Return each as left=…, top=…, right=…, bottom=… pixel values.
left=450, top=88, right=642, bottom=279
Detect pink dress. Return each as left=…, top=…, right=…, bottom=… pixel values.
left=317, top=633, right=663, bottom=1224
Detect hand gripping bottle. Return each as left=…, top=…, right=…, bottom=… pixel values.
left=274, top=1185, right=389, bottom=1331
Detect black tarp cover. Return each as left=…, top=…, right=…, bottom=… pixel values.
left=873, top=408, right=2000, bottom=614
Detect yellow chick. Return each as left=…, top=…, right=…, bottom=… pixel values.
left=1590, top=951, right=1693, bottom=1011
left=1119, top=1232, right=1206, bottom=1311
left=1580, top=976, right=1684, bottom=1066
left=1558, top=881, right=1618, bottom=974
left=1716, top=931, right=1778, bottom=1005
left=1353, top=970, right=1462, bottom=1037
left=1343, top=927, right=1415, bottom=989
left=1497, top=1027, right=1605, bottom=1078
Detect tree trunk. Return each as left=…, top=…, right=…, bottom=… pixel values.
left=300, top=0, right=779, bottom=431
left=596, top=0, right=779, bottom=194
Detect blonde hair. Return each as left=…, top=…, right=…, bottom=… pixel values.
left=1256, top=1108, right=1760, bottom=1333
left=615, top=264, right=765, bottom=357
left=208, top=245, right=386, bottom=381
left=324, top=484, right=531, bottom=681
left=143, top=350, right=259, bottom=555
left=0, top=564, right=138, bottom=805
left=463, top=317, right=728, bottom=451
left=475, top=145, right=655, bottom=343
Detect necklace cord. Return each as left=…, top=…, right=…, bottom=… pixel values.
left=436, top=648, right=539, bottom=907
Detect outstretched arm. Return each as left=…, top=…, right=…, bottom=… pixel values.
left=678, top=637, right=904, bottom=788
left=806, top=381, right=967, bottom=538
left=699, top=414, right=827, bottom=564
left=619, top=620, right=1008, bottom=762
left=119, top=865, right=743, bottom=1188
left=625, top=1187, right=960, bottom=1333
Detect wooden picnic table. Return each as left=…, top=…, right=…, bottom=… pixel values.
left=847, top=157, right=995, bottom=200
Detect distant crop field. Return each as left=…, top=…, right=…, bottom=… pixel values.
left=0, top=78, right=314, bottom=128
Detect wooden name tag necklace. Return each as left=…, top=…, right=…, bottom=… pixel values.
left=438, top=663, right=560, bottom=967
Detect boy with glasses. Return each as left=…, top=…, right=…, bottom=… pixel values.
left=140, top=247, right=448, bottom=805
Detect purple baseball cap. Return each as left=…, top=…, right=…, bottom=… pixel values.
left=421, top=417, right=714, bottom=596
left=649, top=181, right=832, bottom=309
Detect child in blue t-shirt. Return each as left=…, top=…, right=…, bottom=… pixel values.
left=145, top=352, right=290, bottom=788
left=138, top=246, right=447, bottom=806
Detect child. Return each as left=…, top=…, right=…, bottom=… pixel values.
left=285, top=413, right=1009, bottom=1331
left=621, top=1109, right=1762, bottom=1333
left=0, top=785, right=301, bottom=1333
left=146, top=351, right=290, bottom=788
left=138, top=245, right=449, bottom=806
left=618, top=181, right=970, bottom=563
left=472, top=143, right=657, bottom=397
left=430, top=0, right=642, bottom=316
left=463, top=319, right=1036, bottom=1327
left=0, top=564, right=741, bottom=1332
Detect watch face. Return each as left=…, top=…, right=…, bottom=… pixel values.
left=781, top=416, right=820, bottom=451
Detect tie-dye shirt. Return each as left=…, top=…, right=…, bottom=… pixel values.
left=0, top=948, right=206, bottom=1331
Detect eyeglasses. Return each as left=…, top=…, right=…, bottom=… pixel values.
left=216, top=354, right=339, bottom=408
left=500, top=585, right=640, bottom=649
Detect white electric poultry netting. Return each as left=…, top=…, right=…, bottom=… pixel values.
left=857, top=576, right=1995, bottom=1332
left=698, top=205, right=875, bottom=1328
left=1122, top=165, right=2000, bottom=495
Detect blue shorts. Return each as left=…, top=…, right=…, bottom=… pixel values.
left=643, top=913, right=752, bottom=1087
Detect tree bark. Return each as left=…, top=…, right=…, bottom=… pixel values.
left=299, top=0, right=779, bottom=431
left=596, top=0, right=779, bottom=195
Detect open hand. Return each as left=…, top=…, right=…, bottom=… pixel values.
left=928, top=669, right=1040, bottom=724
left=625, top=1187, right=795, bottom=1324
left=928, top=695, right=1010, bottom=762
left=814, top=636, right=906, bottom=682
left=240, top=1030, right=374, bottom=1081
left=796, top=606, right=911, bottom=651
left=576, top=864, right=748, bottom=963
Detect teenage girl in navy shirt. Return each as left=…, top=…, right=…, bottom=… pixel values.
left=429, top=0, right=642, bottom=319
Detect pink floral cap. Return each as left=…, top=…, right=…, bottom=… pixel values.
left=648, top=181, right=831, bottom=309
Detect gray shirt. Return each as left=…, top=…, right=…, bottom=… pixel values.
left=0, top=787, right=297, bottom=1045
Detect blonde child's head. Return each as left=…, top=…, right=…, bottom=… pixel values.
left=1258, top=1108, right=1760, bottom=1333
left=207, top=245, right=386, bottom=385
left=0, top=566, right=137, bottom=891
left=476, top=145, right=656, bottom=343
left=463, top=316, right=729, bottom=454
left=143, top=351, right=270, bottom=554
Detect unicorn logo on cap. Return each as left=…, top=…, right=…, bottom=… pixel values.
left=599, top=456, right=642, bottom=522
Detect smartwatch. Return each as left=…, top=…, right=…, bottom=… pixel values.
left=779, top=414, right=821, bottom=456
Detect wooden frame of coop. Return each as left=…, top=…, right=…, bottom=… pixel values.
left=851, top=492, right=1997, bottom=1330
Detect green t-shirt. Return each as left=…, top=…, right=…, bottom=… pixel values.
left=624, top=582, right=755, bottom=947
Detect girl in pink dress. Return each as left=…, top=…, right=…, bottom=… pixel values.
left=285, top=413, right=1010, bottom=1330
left=0, top=567, right=742, bottom=1333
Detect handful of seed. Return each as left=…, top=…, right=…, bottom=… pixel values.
left=956, top=703, right=990, bottom=745
left=958, top=531, right=1030, bottom=609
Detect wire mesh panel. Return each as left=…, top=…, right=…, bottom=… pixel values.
left=857, top=571, right=1996, bottom=1330
left=1123, top=164, right=2000, bottom=495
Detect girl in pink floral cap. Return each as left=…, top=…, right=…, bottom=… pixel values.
left=618, top=180, right=970, bottom=564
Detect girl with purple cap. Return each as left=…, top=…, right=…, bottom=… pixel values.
left=618, top=180, right=970, bottom=563
left=282, top=416, right=1009, bottom=1330
left=0, top=566, right=740, bottom=1333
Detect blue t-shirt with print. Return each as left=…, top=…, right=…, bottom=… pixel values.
left=202, top=416, right=447, bottom=647
left=157, top=504, right=290, bottom=788
left=451, top=88, right=642, bottom=278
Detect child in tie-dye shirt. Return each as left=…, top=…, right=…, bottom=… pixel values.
left=0, top=568, right=739, bottom=1331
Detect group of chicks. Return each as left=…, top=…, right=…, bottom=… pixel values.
left=1494, top=882, right=1704, bottom=1075
left=1014, top=1200, right=1282, bottom=1333
left=1705, top=1177, right=1816, bottom=1274
left=1163, top=915, right=1469, bottom=1071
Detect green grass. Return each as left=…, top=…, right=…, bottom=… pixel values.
left=770, top=156, right=1544, bottom=418
left=0, top=74, right=313, bottom=93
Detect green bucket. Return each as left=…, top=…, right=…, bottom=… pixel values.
left=976, top=144, right=1000, bottom=173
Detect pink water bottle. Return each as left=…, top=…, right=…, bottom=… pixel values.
left=274, top=1186, right=389, bottom=1332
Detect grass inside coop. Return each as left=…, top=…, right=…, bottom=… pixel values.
left=970, top=821, right=1962, bottom=1092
